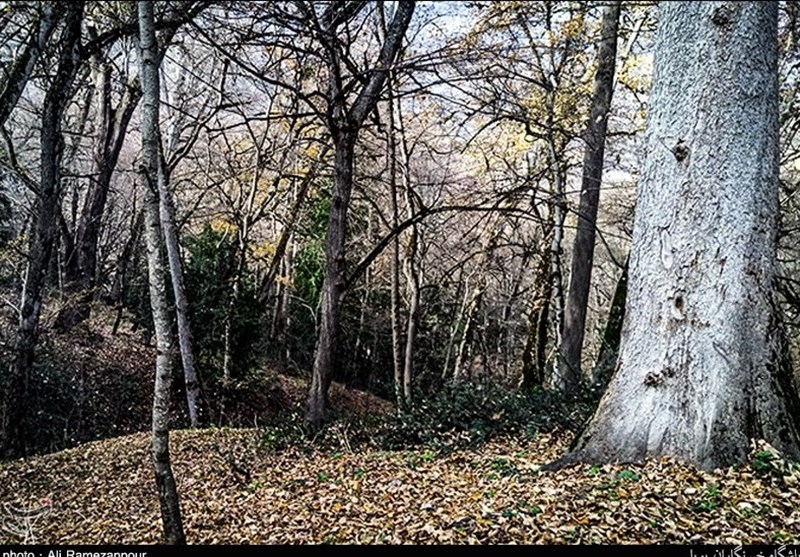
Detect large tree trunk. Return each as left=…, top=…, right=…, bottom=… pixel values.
left=1, top=2, right=83, bottom=459
left=570, top=1, right=800, bottom=470
left=138, top=0, right=185, bottom=544
left=559, top=1, right=621, bottom=384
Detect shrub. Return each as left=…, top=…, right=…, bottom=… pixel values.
left=183, top=224, right=264, bottom=382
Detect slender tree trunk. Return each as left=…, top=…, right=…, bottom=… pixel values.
left=277, top=248, right=293, bottom=370
left=307, top=132, right=355, bottom=427
left=138, top=0, right=185, bottom=543
left=1, top=2, right=83, bottom=459
left=441, top=269, right=467, bottom=383
left=569, top=1, right=800, bottom=470
left=520, top=244, right=553, bottom=390
left=305, top=0, right=415, bottom=428
left=71, top=84, right=140, bottom=290
left=157, top=161, right=202, bottom=428
left=221, top=147, right=264, bottom=422
left=258, top=149, right=325, bottom=304
left=111, top=210, right=144, bottom=335
left=547, top=142, right=567, bottom=390
left=0, top=2, right=59, bottom=127
left=387, top=103, right=404, bottom=409
left=502, top=251, right=530, bottom=380
left=591, top=257, right=628, bottom=390
left=453, top=275, right=481, bottom=382
left=560, top=1, right=621, bottom=385
left=397, top=97, right=417, bottom=406
left=402, top=236, right=420, bottom=406
left=57, top=65, right=141, bottom=331
left=353, top=205, right=374, bottom=384
left=110, top=208, right=144, bottom=305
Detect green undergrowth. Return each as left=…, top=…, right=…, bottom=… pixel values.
left=257, top=382, right=600, bottom=455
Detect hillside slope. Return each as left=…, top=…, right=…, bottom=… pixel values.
left=0, top=302, right=391, bottom=457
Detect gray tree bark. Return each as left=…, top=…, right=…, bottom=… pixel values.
left=397, top=101, right=417, bottom=407
left=386, top=91, right=404, bottom=409
left=0, top=2, right=59, bottom=128
left=1, top=1, right=83, bottom=459
left=569, top=1, right=800, bottom=470
left=559, top=1, right=621, bottom=388
left=158, top=153, right=202, bottom=428
left=138, top=0, right=186, bottom=543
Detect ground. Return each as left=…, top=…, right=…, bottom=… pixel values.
left=2, top=303, right=800, bottom=544
left=2, top=427, right=799, bottom=544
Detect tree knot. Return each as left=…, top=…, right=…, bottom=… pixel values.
left=672, top=140, right=689, bottom=163
left=711, top=5, right=735, bottom=28
left=644, top=367, right=674, bottom=387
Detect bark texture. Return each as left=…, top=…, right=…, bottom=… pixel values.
left=1, top=2, right=83, bottom=459
left=572, top=1, right=800, bottom=470
left=559, top=1, right=620, bottom=386
left=138, top=0, right=186, bottom=544
left=158, top=157, right=202, bottom=428
left=306, top=0, right=415, bottom=427
left=0, top=2, right=59, bottom=127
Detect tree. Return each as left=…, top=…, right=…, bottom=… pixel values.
left=568, top=1, right=800, bottom=470
left=1, top=1, right=84, bottom=459
left=459, top=1, right=598, bottom=390
left=0, top=2, right=59, bottom=128
left=558, top=1, right=621, bottom=390
left=138, top=0, right=185, bottom=544
left=305, top=0, right=416, bottom=427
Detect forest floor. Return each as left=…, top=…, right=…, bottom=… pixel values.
left=3, top=303, right=800, bottom=544
left=2, top=426, right=800, bottom=544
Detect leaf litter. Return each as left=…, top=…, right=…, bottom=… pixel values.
left=2, top=428, right=799, bottom=544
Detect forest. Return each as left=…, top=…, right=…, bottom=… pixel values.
left=2, top=0, right=800, bottom=546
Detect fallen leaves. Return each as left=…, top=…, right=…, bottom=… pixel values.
left=2, top=427, right=800, bottom=544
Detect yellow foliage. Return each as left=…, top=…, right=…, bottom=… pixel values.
left=210, top=218, right=238, bottom=236
left=251, top=242, right=277, bottom=260
left=304, top=143, right=320, bottom=159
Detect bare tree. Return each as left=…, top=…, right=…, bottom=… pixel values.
left=558, top=1, right=621, bottom=390
left=305, top=0, right=416, bottom=427
left=0, top=2, right=59, bottom=128
left=138, top=0, right=185, bottom=543
left=1, top=1, right=83, bottom=459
